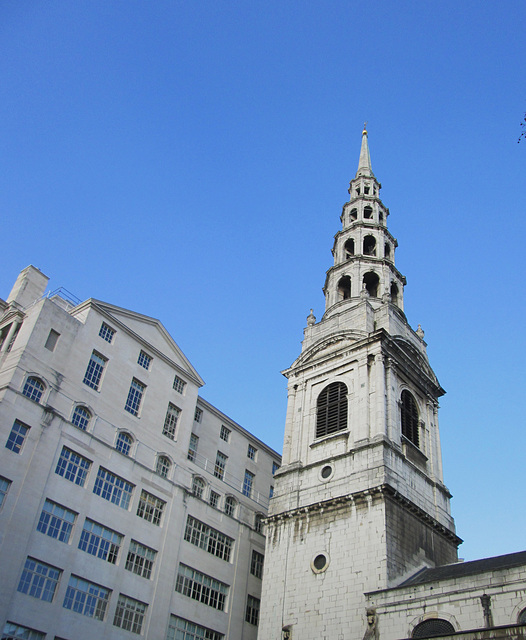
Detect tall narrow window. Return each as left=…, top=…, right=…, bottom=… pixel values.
left=315, top=382, right=348, bottom=438
left=214, top=452, right=227, bottom=480
left=251, top=550, right=264, bottom=578
left=124, top=379, right=145, bottom=416
left=44, top=329, right=60, bottom=351
left=163, top=403, right=180, bottom=440
left=188, top=434, right=199, bottom=462
left=245, top=595, right=260, bottom=625
left=22, top=377, right=45, bottom=403
left=194, top=407, right=203, bottom=423
left=243, top=470, right=254, bottom=498
left=401, top=390, right=419, bottom=447
left=173, top=375, right=186, bottom=394
left=6, top=420, right=30, bottom=454
left=247, top=444, right=257, bottom=460
left=83, top=351, right=107, bottom=390
left=220, top=425, right=231, bottom=442
left=0, top=476, right=11, bottom=509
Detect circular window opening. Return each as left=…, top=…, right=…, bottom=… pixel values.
left=321, top=465, right=332, bottom=479
left=311, top=553, right=329, bottom=573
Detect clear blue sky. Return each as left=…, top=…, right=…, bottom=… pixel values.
left=1, top=1, right=525, bottom=562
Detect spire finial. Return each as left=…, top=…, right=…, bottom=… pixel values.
left=356, top=123, right=374, bottom=178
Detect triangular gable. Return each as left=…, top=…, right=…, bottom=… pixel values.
left=72, top=299, right=204, bottom=387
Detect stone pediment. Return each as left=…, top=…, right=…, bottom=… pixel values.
left=73, top=299, right=204, bottom=386
left=294, top=330, right=367, bottom=368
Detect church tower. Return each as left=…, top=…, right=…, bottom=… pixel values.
left=259, top=128, right=461, bottom=640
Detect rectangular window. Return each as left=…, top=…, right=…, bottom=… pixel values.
left=247, top=444, right=257, bottom=460
left=137, top=350, right=152, bottom=370
left=99, top=323, right=115, bottom=343
left=83, top=351, right=107, bottom=390
left=78, top=519, right=122, bottom=564
left=187, top=433, right=199, bottom=462
left=63, top=575, right=110, bottom=620
left=44, top=329, right=60, bottom=351
left=0, top=476, right=11, bottom=509
left=5, top=420, right=29, bottom=454
left=243, top=470, right=254, bottom=498
left=93, top=467, right=134, bottom=509
left=124, top=378, right=145, bottom=416
left=245, top=595, right=260, bottom=625
left=184, top=515, right=233, bottom=562
left=162, top=403, right=180, bottom=440
left=1, top=622, right=45, bottom=640
left=167, top=616, right=224, bottom=640
left=214, top=451, right=227, bottom=480
left=37, top=499, right=76, bottom=543
left=173, top=375, right=186, bottom=394
left=272, top=461, right=280, bottom=474
left=269, top=485, right=274, bottom=498
left=220, top=425, right=230, bottom=442
left=209, top=490, right=220, bottom=508
left=18, top=557, right=61, bottom=602
left=194, top=407, right=203, bottom=423
left=175, top=564, right=228, bottom=611
left=55, top=447, right=91, bottom=486
left=137, top=490, right=165, bottom=526
left=113, top=594, right=147, bottom=634
left=125, top=540, right=157, bottom=579
left=250, top=550, right=264, bottom=579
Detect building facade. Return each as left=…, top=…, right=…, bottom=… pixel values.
left=0, top=266, right=280, bottom=639
left=259, top=129, right=526, bottom=640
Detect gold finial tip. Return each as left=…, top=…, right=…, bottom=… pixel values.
left=362, top=121, right=368, bottom=134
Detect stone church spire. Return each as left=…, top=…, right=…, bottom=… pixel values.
left=259, top=127, right=459, bottom=640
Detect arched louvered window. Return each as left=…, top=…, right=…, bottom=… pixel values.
left=412, top=619, right=455, bottom=638
left=401, top=390, right=419, bottom=447
left=316, top=382, right=348, bottom=438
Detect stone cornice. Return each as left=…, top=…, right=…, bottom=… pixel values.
left=266, top=483, right=462, bottom=547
